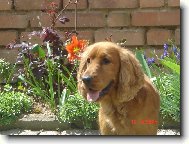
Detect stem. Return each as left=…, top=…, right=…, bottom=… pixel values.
left=74, top=1, right=78, bottom=33
left=50, top=0, right=77, bottom=28
left=7, top=62, right=17, bottom=84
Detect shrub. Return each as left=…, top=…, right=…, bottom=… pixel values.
left=137, top=40, right=180, bottom=123
left=0, top=85, right=32, bottom=126
left=153, top=42, right=180, bottom=123
left=58, top=89, right=99, bottom=129
left=153, top=71, right=180, bottom=122
left=0, top=59, right=14, bottom=83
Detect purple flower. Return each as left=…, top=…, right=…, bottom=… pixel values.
left=147, top=57, right=155, bottom=65
left=176, top=53, right=180, bottom=61
left=163, top=50, right=168, bottom=57
left=163, top=43, right=169, bottom=51
left=59, top=16, right=70, bottom=24
left=172, top=46, right=177, bottom=55
left=161, top=50, right=168, bottom=59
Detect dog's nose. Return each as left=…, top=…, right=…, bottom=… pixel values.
left=82, top=76, right=92, bottom=85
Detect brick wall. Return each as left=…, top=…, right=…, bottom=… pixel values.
left=0, top=0, right=180, bottom=63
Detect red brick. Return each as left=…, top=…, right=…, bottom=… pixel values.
left=168, top=0, right=180, bottom=7
left=63, top=0, right=87, bottom=9
left=89, top=0, right=138, bottom=9
left=76, top=31, right=94, bottom=42
left=20, top=32, right=43, bottom=45
left=58, top=30, right=94, bottom=43
left=29, top=13, right=50, bottom=27
left=0, top=31, right=17, bottom=46
left=140, top=0, right=164, bottom=8
left=175, top=28, right=180, bottom=45
left=143, top=47, right=165, bottom=58
left=30, top=12, right=106, bottom=28
left=107, top=12, right=130, bottom=27
left=95, top=29, right=145, bottom=46
left=132, top=10, right=180, bottom=26
left=0, top=49, right=18, bottom=63
left=0, top=15, right=28, bottom=29
left=0, top=0, right=12, bottom=10
left=58, top=12, right=106, bottom=28
left=147, top=29, right=173, bottom=45
left=15, top=0, right=61, bottom=10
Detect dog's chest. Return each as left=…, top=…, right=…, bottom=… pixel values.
left=104, top=106, right=130, bottom=133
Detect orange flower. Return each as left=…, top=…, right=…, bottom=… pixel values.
left=66, top=35, right=88, bottom=62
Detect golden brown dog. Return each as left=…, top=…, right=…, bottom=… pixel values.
left=77, top=41, right=160, bottom=135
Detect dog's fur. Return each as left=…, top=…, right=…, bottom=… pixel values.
left=77, top=41, right=160, bottom=135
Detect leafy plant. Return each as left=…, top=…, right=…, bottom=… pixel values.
left=135, top=50, right=152, bottom=78
left=136, top=40, right=180, bottom=123
left=160, top=57, right=180, bottom=74
left=58, top=89, right=99, bottom=129
left=7, top=1, right=85, bottom=111
left=0, top=59, right=15, bottom=83
left=0, top=85, right=32, bottom=126
left=153, top=72, right=180, bottom=122
left=156, top=42, right=180, bottom=122
left=56, top=60, right=98, bottom=129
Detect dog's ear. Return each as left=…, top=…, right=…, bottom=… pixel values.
left=117, top=48, right=144, bottom=102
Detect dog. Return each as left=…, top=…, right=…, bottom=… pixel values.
left=77, top=41, right=160, bottom=135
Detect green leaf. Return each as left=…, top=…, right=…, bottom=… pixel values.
left=31, top=44, right=40, bottom=53
left=32, top=44, right=46, bottom=58
left=38, top=47, right=46, bottom=58
left=18, top=75, right=25, bottom=81
left=135, top=50, right=152, bottom=78
left=46, top=42, right=52, bottom=56
left=160, top=58, right=180, bottom=74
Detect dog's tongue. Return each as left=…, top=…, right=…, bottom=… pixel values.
left=87, top=90, right=100, bottom=102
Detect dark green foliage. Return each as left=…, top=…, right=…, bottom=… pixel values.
left=0, top=85, right=32, bottom=126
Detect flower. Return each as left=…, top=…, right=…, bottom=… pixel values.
left=172, top=46, right=177, bottom=55
left=163, top=43, right=169, bottom=51
left=161, top=43, right=169, bottom=59
left=176, top=52, right=180, bottom=61
left=161, top=50, right=168, bottom=59
left=59, top=16, right=70, bottom=24
left=65, top=35, right=88, bottom=62
left=147, top=57, right=155, bottom=66
left=163, top=50, right=168, bottom=57
left=143, top=53, right=155, bottom=66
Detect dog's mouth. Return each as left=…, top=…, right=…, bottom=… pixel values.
left=86, top=81, right=114, bottom=102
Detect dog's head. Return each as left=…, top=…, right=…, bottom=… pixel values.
left=77, top=41, right=144, bottom=103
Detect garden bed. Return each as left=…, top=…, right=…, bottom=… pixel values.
left=159, top=113, right=180, bottom=129
left=0, top=114, right=69, bottom=131
left=0, top=112, right=180, bottom=132
left=0, top=113, right=180, bottom=135
left=0, top=110, right=180, bottom=136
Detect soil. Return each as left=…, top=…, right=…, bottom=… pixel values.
left=30, top=97, right=54, bottom=116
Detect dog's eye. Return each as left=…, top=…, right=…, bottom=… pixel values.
left=87, top=58, right=91, bottom=64
left=102, top=57, right=110, bottom=65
